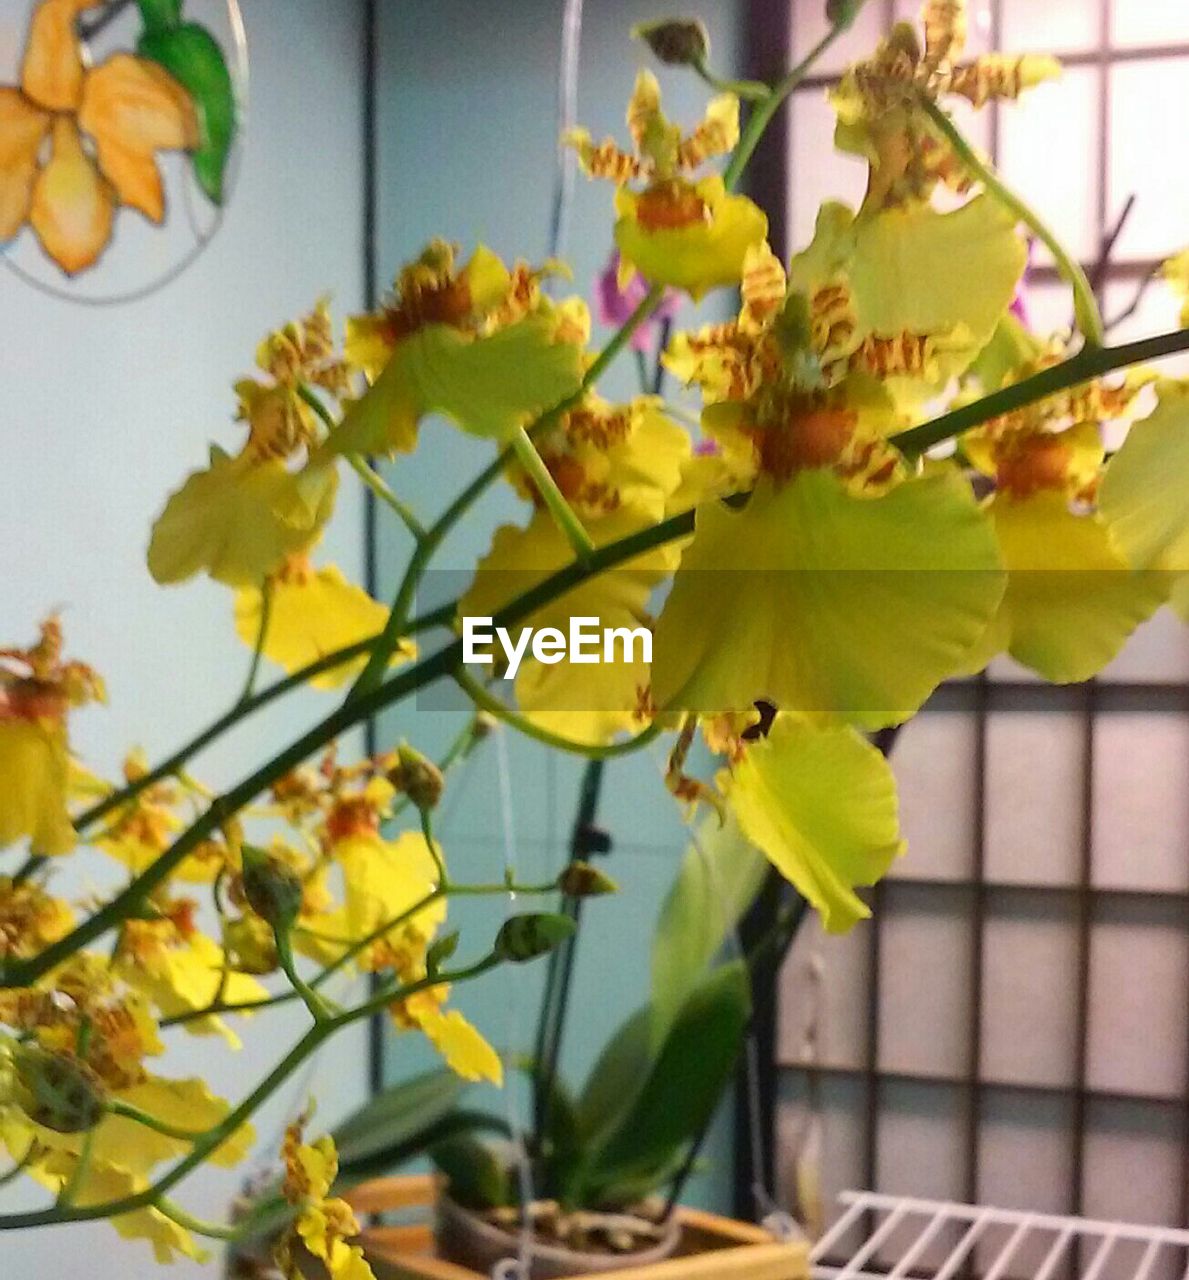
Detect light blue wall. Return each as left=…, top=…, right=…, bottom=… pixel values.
left=373, top=0, right=750, bottom=1212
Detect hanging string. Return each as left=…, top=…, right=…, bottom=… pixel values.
left=492, top=725, right=534, bottom=1280
left=545, top=0, right=584, bottom=270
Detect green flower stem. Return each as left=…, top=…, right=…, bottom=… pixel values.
left=0, top=1154, right=32, bottom=1190
left=890, top=326, right=1189, bottom=458
left=0, top=957, right=504, bottom=1232
left=419, top=808, right=448, bottom=891
left=12, top=314, right=1189, bottom=992
left=453, top=667, right=663, bottom=759
left=692, top=60, right=771, bottom=102
left=920, top=98, right=1105, bottom=348
left=509, top=428, right=596, bottom=561
left=56, top=1127, right=96, bottom=1209
left=155, top=1197, right=248, bottom=1243
left=276, top=929, right=338, bottom=1023
left=236, top=579, right=272, bottom=707
left=297, top=385, right=428, bottom=542
left=723, top=22, right=852, bottom=191
left=108, top=1100, right=207, bottom=1142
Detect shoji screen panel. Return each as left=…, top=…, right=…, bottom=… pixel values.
left=776, top=0, right=1189, bottom=1235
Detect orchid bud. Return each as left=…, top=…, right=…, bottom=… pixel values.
left=827, top=0, right=867, bottom=30
left=15, top=1046, right=107, bottom=1134
left=388, top=744, right=444, bottom=812
left=632, top=18, right=710, bottom=67
left=557, top=862, right=619, bottom=898
left=241, top=844, right=303, bottom=931
left=493, top=913, right=576, bottom=963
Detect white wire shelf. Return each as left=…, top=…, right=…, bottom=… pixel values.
left=810, top=1192, right=1189, bottom=1280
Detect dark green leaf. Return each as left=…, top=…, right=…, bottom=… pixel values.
left=136, top=0, right=182, bottom=32
left=331, top=1068, right=466, bottom=1171
left=650, top=815, right=766, bottom=1048
left=575, top=1005, right=653, bottom=1145
left=577, top=962, right=751, bottom=1204
left=337, top=1110, right=510, bottom=1185
left=138, top=23, right=236, bottom=203
left=431, top=1134, right=512, bottom=1211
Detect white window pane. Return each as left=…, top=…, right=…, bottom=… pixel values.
left=893, top=707, right=978, bottom=881
left=1086, top=899, right=1189, bottom=1097
left=792, top=0, right=889, bottom=75
left=979, top=1091, right=1075, bottom=1216
left=999, top=66, right=1101, bottom=265
left=986, top=701, right=1086, bottom=886
left=1099, top=609, right=1189, bottom=682
left=1083, top=1101, right=1185, bottom=1230
left=879, top=885, right=972, bottom=1077
left=789, top=88, right=870, bottom=249
left=1112, top=0, right=1189, bottom=48
left=1003, top=0, right=1102, bottom=54
left=1109, top=59, right=1189, bottom=261
left=981, top=892, right=1079, bottom=1086
left=894, top=0, right=995, bottom=55
left=779, top=914, right=871, bottom=1070
left=1105, top=275, right=1189, bottom=380
left=876, top=1081, right=966, bottom=1202
left=1092, top=711, right=1189, bottom=891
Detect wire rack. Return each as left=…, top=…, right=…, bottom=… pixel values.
left=810, top=1192, right=1189, bottom=1280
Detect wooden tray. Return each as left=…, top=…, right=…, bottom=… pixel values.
left=346, top=1175, right=809, bottom=1280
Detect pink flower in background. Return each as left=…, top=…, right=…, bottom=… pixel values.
left=596, top=251, right=681, bottom=350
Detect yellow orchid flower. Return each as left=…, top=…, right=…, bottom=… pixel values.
left=234, top=555, right=414, bottom=689
left=114, top=897, right=268, bottom=1045
left=831, top=0, right=1059, bottom=211
left=1165, top=250, right=1189, bottom=326
left=0, top=617, right=103, bottom=856
left=721, top=712, right=905, bottom=932
left=568, top=69, right=767, bottom=298
left=0, top=877, right=73, bottom=961
left=397, top=992, right=505, bottom=1086
left=276, top=1120, right=375, bottom=1280
left=0, top=0, right=198, bottom=274
left=324, top=241, right=586, bottom=457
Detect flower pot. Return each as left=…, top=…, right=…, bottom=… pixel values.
left=344, top=1175, right=810, bottom=1280
left=434, top=1192, right=682, bottom=1278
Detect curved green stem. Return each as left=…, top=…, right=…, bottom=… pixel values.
left=56, top=1128, right=95, bottom=1209
left=453, top=667, right=663, bottom=759
left=276, top=929, right=337, bottom=1023
left=108, top=1100, right=207, bottom=1143
left=920, top=98, right=1105, bottom=348
left=509, top=428, right=595, bottom=561
left=418, top=807, right=448, bottom=891
left=155, top=1196, right=249, bottom=1243
left=692, top=60, right=770, bottom=102
left=237, top=579, right=272, bottom=707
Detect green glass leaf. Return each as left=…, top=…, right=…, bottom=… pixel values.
left=329, top=316, right=585, bottom=456
left=724, top=713, right=904, bottom=933
left=576, top=961, right=751, bottom=1206
left=136, top=0, right=183, bottom=33
left=652, top=470, right=1005, bottom=729
left=139, top=23, right=236, bottom=203
left=1100, top=382, right=1189, bottom=573
left=650, top=813, right=766, bottom=1049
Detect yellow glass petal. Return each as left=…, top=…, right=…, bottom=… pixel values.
left=615, top=177, right=768, bottom=300
left=0, top=89, right=50, bottom=240
left=1099, top=382, right=1189, bottom=572
left=29, top=117, right=114, bottom=275
left=20, top=0, right=93, bottom=111
left=234, top=564, right=412, bottom=689
left=148, top=446, right=338, bottom=588
left=967, top=492, right=1167, bottom=682
left=78, top=53, right=198, bottom=222
left=725, top=713, right=904, bottom=933
left=652, top=470, right=1005, bottom=729
left=0, top=720, right=75, bottom=856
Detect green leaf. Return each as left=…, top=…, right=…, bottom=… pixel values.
left=336, top=1110, right=510, bottom=1186
left=577, top=962, right=751, bottom=1205
left=139, top=23, right=236, bottom=203
left=650, top=814, right=766, bottom=1049
left=331, top=1068, right=466, bottom=1171
left=136, top=0, right=183, bottom=32
left=575, top=1005, right=653, bottom=1145
left=431, top=1134, right=513, bottom=1211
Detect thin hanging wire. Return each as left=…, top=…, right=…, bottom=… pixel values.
left=545, top=0, right=584, bottom=270
left=493, top=725, right=535, bottom=1280
left=2, top=0, right=249, bottom=306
